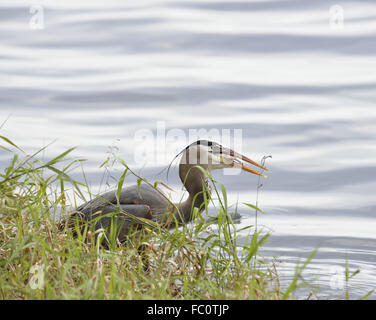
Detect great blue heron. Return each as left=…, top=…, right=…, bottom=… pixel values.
left=60, top=140, right=267, bottom=243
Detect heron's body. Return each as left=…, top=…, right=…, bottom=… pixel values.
left=61, top=140, right=267, bottom=244
left=74, top=184, right=173, bottom=243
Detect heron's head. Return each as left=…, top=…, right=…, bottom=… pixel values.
left=179, top=140, right=268, bottom=178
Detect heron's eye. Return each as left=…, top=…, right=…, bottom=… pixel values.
left=211, top=144, right=220, bottom=154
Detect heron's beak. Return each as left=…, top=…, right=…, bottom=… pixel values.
left=222, top=149, right=268, bottom=178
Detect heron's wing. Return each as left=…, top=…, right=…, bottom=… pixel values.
left=59, top=203, right=154, bottom=242
left=94, top=204, right=154, bottom=242
left=59, top=184, right=169, bottom=241
left=99, top=204, right=152, bottom=220
left=76, top=184, right=167, bottom=216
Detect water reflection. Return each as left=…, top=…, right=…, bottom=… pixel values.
left=0, top=0, right=375, bottom=298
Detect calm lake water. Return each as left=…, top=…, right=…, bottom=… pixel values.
left=1, top=0, right=376, bottom=299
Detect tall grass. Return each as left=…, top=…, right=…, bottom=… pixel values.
left=0, top=136, right=361, bottom=300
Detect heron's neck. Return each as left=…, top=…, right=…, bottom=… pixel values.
left=175, top=164, right=210, bottom=224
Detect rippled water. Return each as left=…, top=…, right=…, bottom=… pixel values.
left=1, top=0, right=376, bottom=299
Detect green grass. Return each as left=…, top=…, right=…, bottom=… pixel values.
left=0, top=136, right=367, bottom=300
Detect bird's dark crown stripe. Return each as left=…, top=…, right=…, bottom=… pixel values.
left=186, top=140, right=214, bottom=149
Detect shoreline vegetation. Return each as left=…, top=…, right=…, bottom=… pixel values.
left=0, top=136, right=371, bottom=300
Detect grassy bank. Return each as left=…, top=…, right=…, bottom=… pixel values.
left=0, top=137, right=316, bottom=300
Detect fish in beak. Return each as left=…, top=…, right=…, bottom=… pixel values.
left=185, top=140, right=269, bottom=177
left=230, top=149, right=268, bottom=177
left=218, top=147, right=268, bottom=177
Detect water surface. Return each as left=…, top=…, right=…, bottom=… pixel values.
left=1, top=0, right=376, bottom=299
